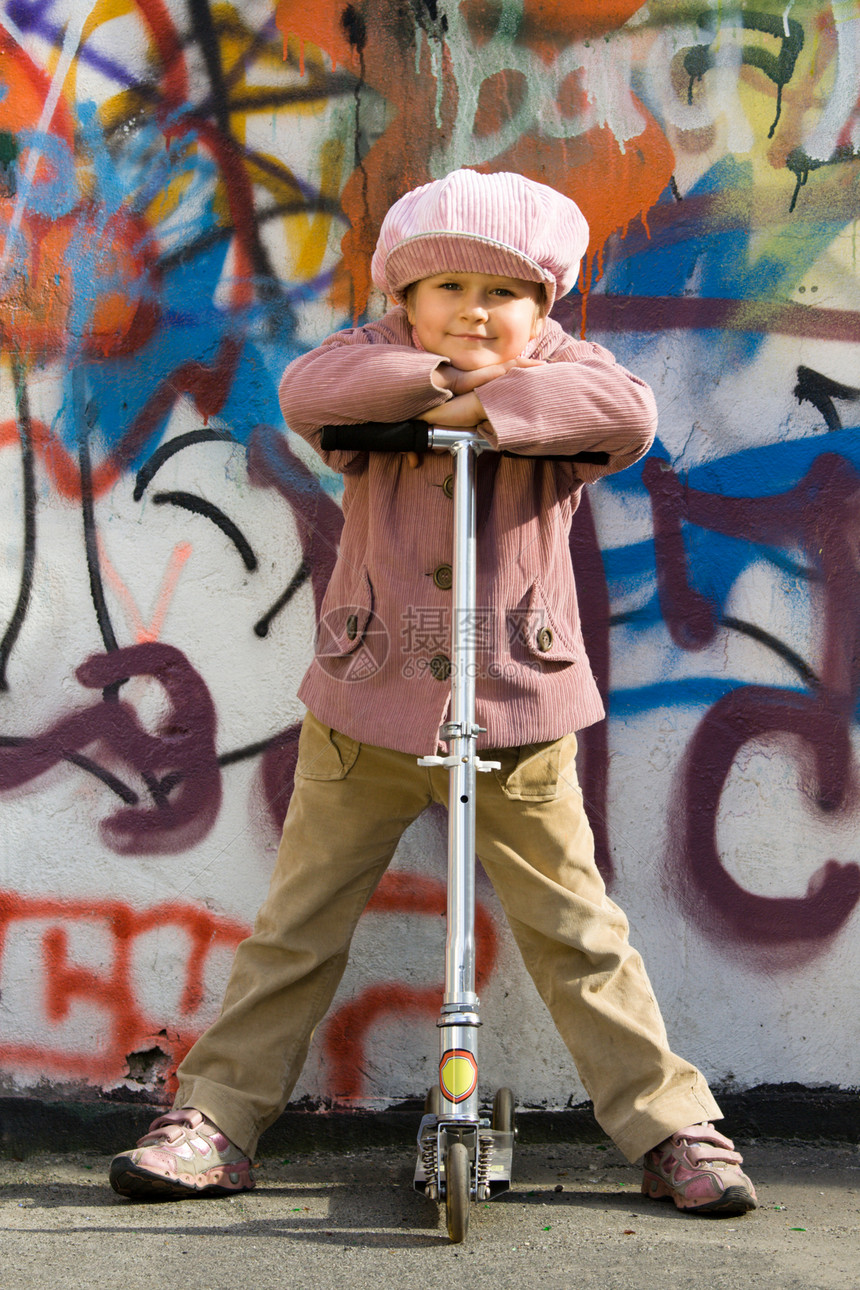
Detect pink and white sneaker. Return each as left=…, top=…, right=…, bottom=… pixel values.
left=642, top=1123, right=757, bottom=1215
left=109, top=1107, right=255, bottom=1200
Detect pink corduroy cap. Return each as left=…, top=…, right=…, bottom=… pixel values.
left=371, top=169, right=589, bottom=309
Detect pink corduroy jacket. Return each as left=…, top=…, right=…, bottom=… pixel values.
left=278, top=307, right=657, bottom=756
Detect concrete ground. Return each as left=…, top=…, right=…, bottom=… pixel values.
left=1, top=1140, right=858, bottom=1290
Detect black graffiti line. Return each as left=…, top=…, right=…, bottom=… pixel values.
left=189, top=9, right=358, bottom=117
left=0, top=363, right=37, bottom=692
left=151, top=491, right=258, bottom=570
left=0, top=737, right=140, bottom=805
left=93, top=27, right=347, bottom=282
left=253, top=560, right=311, bottom=637
left=218, top=77, right=359, bottom=113
left=64, top=750, right=140, bottom=804
left=236, top=146, right=344, bottom=215
left=794, top=365, right=860, bottom=432
left=186, top=0, right=281, bottom=295
left=79, top=430, right=120, bottom=658
left=785, top=145, right=859, bottom=214
left=607, top=613, right=819, bottom=686
left=142, top=768, right=172, bottom=809
left=139, top=730, right=290, bottom=815
left=92, top=19, right=299, bottom=311
left=134, top=428, right=237, bottom=500
left=156, top=196, right=340, bottom=275
left=720, top=616, right=819, bottom=688
left=218, top=731, right=290, bottom=767
left=215, top=5, right=279, bottom=94
left=684, top=10, right=804, bottom=139
left=91, top=9, right=354, bottom=146
left=187, top=0, right=232, bottom=136
left=103, top=71, right=358, bottom=155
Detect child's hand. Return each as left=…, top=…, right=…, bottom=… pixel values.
left=409, top=360, right=544, bottom=465
left=438, top=356, right=544, bottom=395
left=417, top=391, right=486, bottom=427
left=406, top=391, right=490, bottom=467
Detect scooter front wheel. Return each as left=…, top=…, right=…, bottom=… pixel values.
left=445, top=1140, right=470, bottom=1243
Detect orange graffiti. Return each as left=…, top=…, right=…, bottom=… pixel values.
left=0, top=891, right=249, bottom=1085
left=275, top=0, right=362, bottom=74
left=0, top=30, right=160, bottom=360
left=276, top=0, right=457, bottom=315
left=0, top=417, right=120, bottom=498
left=521, top=0, right=647, bottom=42
left=274, top=0, right=671, bottom=324
left=321, top=870, right=498, bottom=1102
left=483, top=116, right=673, bottom=308
left=98, top=537, right=193, bottom=644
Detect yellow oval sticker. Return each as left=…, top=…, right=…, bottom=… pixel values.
left=439, top=1049, right=478, bottom=1103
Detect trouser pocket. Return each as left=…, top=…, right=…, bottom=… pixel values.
left=491, top=732, right=578, bottom=802
left=295, top=712, right=361, bottom=781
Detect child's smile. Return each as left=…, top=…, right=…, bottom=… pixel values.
left=407, top=271, right=544, bottom=370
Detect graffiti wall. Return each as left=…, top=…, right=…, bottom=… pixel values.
left=1, top=0, right=858, bottom=1114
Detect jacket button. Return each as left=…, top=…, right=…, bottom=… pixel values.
left=346, top=614, right=358, bottom=640
left=536, top=627, right=553, bottom=653
left=442, top=474, right=454, bottom=498
left=430, top=654, right=451, bottom=681
left=433, top=563, right=453, bottom=591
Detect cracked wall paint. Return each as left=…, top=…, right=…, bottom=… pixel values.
left=0, top=0, right=859, bottom=1111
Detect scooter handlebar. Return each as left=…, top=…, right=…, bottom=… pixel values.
left=319, top=420, right=610, bottom=465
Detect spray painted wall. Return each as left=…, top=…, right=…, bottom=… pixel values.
left=1, top=0, right=858, bottom=1113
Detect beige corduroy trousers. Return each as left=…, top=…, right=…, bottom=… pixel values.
left=175, top=712, right=719, bottom=1162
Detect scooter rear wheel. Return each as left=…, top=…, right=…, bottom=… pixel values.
left=425, top=1086, right=442, bottom=1115
left=445, top=1140, right=470, bottom=1243
left=492, top=1086, right=516, bottom=1133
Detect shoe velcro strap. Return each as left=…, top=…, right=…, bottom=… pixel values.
left=137, top=1122, right=214, bottom=1153
left=685, top=1142, right=743, bottom=1166
left=137, top=1108, right=207, bottom=1148
left=674, top=1123, right=736, bottom=1151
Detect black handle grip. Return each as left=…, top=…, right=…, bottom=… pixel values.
left=319, top=421, right=609, bottom=465
left=530, top=450, right=610, bottom=464
left=320, top=421, right=430, bottom=453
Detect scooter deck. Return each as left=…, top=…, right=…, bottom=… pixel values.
left=413, top=1123, right=515, bottom=1200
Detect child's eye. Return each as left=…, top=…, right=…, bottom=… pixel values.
left=491, top=288, right=514, bottom=297
left=438, top=281, right=462, bottom=291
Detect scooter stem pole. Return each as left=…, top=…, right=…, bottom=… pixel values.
left=419, top=429, right=489, bottom=1121
left=445, top=437, right=478, bottom=1011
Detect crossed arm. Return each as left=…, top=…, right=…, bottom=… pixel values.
left=405, top=356, right=544, bottom=465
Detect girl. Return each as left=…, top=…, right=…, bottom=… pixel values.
left=110, top=169, right=756, bottom=1216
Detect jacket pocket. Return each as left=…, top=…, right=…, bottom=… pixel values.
left=315, top=566, right=374, bottom=658
left=296, top=712, right=361, bottom=781
left=511, top=576, right=578, bottom=665
left=493, top=732, right=579, bottom=802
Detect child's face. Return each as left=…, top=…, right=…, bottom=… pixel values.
left=406, top=271, right=544, bottom=370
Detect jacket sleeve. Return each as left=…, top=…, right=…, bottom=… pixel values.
left=278, top=313, right=451, bottom=474
left=476, top=336, right=657, bottom=483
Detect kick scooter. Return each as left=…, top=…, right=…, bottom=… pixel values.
left=320, top=418, right=514, bottom=1243
left=319, top=419, right=606, bottom=1242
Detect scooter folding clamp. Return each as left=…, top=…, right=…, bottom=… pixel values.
left=417, top=753, right=460, bottom=769
left=436, top=1010, right=480, bottom=1028
left=417, top=753, right=501, bottom=771
left=440, top=720, right=485, bottom=739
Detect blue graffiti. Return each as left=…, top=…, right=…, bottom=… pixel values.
left=602, top=425, right=860, bottom=717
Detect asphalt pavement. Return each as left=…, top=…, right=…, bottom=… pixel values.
left=1, top=1140, right=858, bottom=1290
